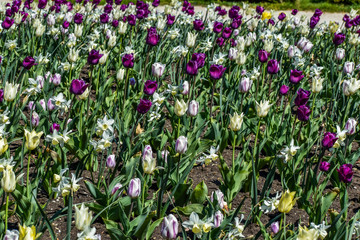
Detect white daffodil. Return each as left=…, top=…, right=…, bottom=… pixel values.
left=260, top=192, right=281, bottom=213
left=182, top=212, right=208, bottom=239
left=96, top=115, right=115, bottom=136
left=278, top=139, right=300, bottom=163
left=196, top=146, right=219, bottom=165
left=310, top=221, right=330, bottom=239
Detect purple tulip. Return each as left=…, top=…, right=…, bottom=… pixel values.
left=268, top=19, right=275, bottom=26
left=161, top=214, right=178, bottom=239
left=167, top=14, right=175, bottom=25
left=230, top=39, right=237, bottom=47
left=70, top=79, right=89, bottom=95
left=5, top=8, right=12, bottom=17
left=127, top=14, right=136, bottom=25
left=38, top=0, right=47, bottom=9
left=310, top=15, right=320, bottom=29
left=337, top=164, right=353, bottom=183
left=209, top=65, right=226, bottom=80
left=128, top=178, right=141, bottom=198
left=231, top=19, right=242, bottom=29
left=193, top=19, right=204, bottom=31
left=314, top=8, right=323, bottom=17
left=50, top=123, right=60, bottom=133
left=143, top=80, right=158, bottom=95
left=297, top=105, right=311, bottom=122
left=62, top=21, right=70, bottom=28
left=294, top=88, right=310, bottom=106
left=152, top=0, right=160, bottom=7
left=322, top=132, right=338, bottom=149
left=191, top=53, right=206, bottom=68
left=256, top=6, right=265, bottom=14
left=106, top=154, right=116, bottom=168
left=289, top=69, right=304, bottom=84
left=122, top=54, right=134, bottom=68
left=278, top=12, right=286, bottom=21
left=222, top=27, right=232, bottom=39
left=319, top=161, right=331, bottom=172
left=100, top=13, right=109, bottom=23
left=74, top=13, right=83, bottom=24
left=146, top=27, right=159, bottom=46
left=111, top=183, right=123, bottom=196
left=279, top=85, right=290, bottom=95
left=213, top=21, right=223, bottom=33
left=333, top=33, right=346, bottom=45
left=186, top=60, right=198, bottom=76
left=87, top=49, right=103, bottom=65
left=267, top=59, right=280, bottom=74
left=258, top=50, right=269, bottom=63
left=229, top=7, right=239, bottom=19
left=115, top=0, right=122, bottom=5
left=214, top=210, right=224, bottom=228
left=292, top=9, right=298, bottom=15
left=22, top=56, right=37, bottom=70
left=112, top=19, right=119, bottom=27
left=2, top=17, right=14, bottom=29
left=104, top=4, right=113, bottom=13
left=0, top=89, right=3, bottom=103
left=216, top=37, right=225, bottom=47
left=137, top=99, right=152, bottom=114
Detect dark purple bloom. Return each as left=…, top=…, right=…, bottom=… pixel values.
left=193, top=19, right=204, bottom=31
left=209, top=65, right=226, bottom=80
left=333, top=33, right=346, bottom=45
left=213, top=21, right=223, bottom=33
left=231, top=19, right=241, bottom=29
left=22, top=56, right=37, bottom=70
left=38, top=0, right=47, bottom=9
left=186, top=60, right=198, bottom=76
left=258, top=49, right=269, bottom=63
left=218, top=9, right=227, bottom=16
left=146, top=27, right=159, bottom=46
left=50, top=123, right=60, bottom=134
left=310, top=15, right=320, bottom=29
left=100, top=13, right=109, bottom=23
left=256, top=6, right=265, bottom=14
left=104, top=4, right=113, bottom=13
left=297, top=105, right=311, bottom=121
left=70, top=79, right=89, bottom=95
left=268, top=19, right=275, bottom=26
left=130, top=77, right=136, bottom=85
left=0, top=89, right=3, bottom=102
left=337, top=164, right=353, bottom=183
left=294, top=88, right=310, bottom=106
left=291, top=9, right=298, bottom=15
left=167, top=14, right=175, bottom=25
left=229, top=7, right=239, bottom=19
left=319, top=161, right=331, bottom=172
left=136, top=9, right=146, bottom=19
left=122, top=53, right=134, bottom=68
left=2, top=17, right=14, bottom=29
left=278, top=12, right=286, bottom=21
left=267, top=59, right=279, bottom=74
left=127, top=14, right=136, bottom=25
left=112, top=19, right=119, bottom=27
left=143, top=80, right=158, bottom=95
left=5, top=8, right=12, bottom=17
left=106, top=0, right=113, bottom=4
left=222, top=27, right=232, bottom=39
left=87, top=49, right=103, bottom=65
left=191, top=53, right=206, bottom=68
left=343, top=14, right=350, bottom=22
left=314, top=9, right=323, bottom=17
left=11, top=5, right=19, bottom=13
left=230, top=39, right=237, bottom=47
left=137, top=99, right=152, bottom=114
left=115, top=0, right=122, bottom=5
left=289, top=69, right=304, bottom=84
left=345, top=20, right=353, bottom=29
left=216, top=37, right=225, bottom=47
left=152, top=0, right=160, bottom=7
left=74, top=13, right=83, bottom=24
left=279, top=85, right=290, bottom=95
left=322, top=132, right=338, bottom=149
left=62, top=21, right=70, bottom=28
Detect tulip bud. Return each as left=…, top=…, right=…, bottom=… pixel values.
left=111, top=183, right=123, bottom=196
left=236, top=52, right=247, bottom=66
left=175, top=136, right=187, bottom=154
left=31, top=112, right=39, bottom=127
left=277, top=190, right=296, bottom=213
left=229, top=112, right=244, bottom=131
left=143, top=155, right=157, bottom=174
left=24, top=129, right=43, bottom=151
left=50, top=73, right=61, bottom=85
left=188, top=100, right=199, bottom=117
left=279, top=85, right=290, bottom=95
left=161, top=150, right=169, bottom=163
left=255, top=100, right=273, bottom=118
left=142, top=145, right=153, bottom=160
left=287, top=45, right=295, bottom=58
left=53, top=174, right=61, bottom=183
left=152, top=62, right=165, bottom=78
left=74, top=25, right=83, bottom=38
left=118, top=21, right=128, bottom=34
left=174, top=99, right=188, bottom=117
left=270, top=222, right=279, bottom=234
left=214, top=211, right=223, bottom=228
left=335, top=48, right=345, bottom=60
left=337, top=164, right=353, bottom=183
left=343, top=61, right=355, bottom=74
left=264, top=39, right=274, bottom=53
left=106, top=154, right=116, bottom=168
left=186, top=32, right=197, bottom=48
left=1, top=168, right=16, bottom=193
left=47, top=99, right=55, bottom=111
left=345, top=118, right=357, bottom=135
left=161, top=214, right=179, bottom=239
left=116, top=69, right=125, bottom=81
left=75, top=203, right=92, bottom=231
left=68, top=48, right=79, bottom=63
left=312, top=77, right=324, bottom=93
left=4, top=82, right=19, bottom=102
left=181, top=81, right=189, bottom=95
left=239, top=77, right=252, bottom=93
left=128, top=178, right=141, bottom=198
left=319, top=161, right=330, bottom=172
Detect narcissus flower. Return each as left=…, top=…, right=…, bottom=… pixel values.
left=277, top=190, right=296, bottom=213
left=24, top=129, right=43, bottom=150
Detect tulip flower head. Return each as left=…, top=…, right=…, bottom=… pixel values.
left=1, top=167, right=16, bottom=192
left=24, top=129, right=43, bottom=151
left=175, top=136, right=188, bottom=154
left=19, top=224, right=40, bottom=240
left=229, top=112, right=244, bottom=131
left=337, top=164, right=353, bottom=183
left=209, top=64, right=226, bottom=80
left=174, top=99, right=188, bottom=117
left=143, top=80, right=158, bottom=96
left=297, top=226, right=320, bottom=240
left=137, top=99, right=152, bottom=114
left=70, top=79, right=89, bottom=95
left=87, top=49, right=103, bottom=65
left=255, top=100, right=273, bottom=118
left=161, top=214, right=179, bottom=239
left=277, top=189, right=296, bottom=213
left=75, top=203, right=92, bottom=231
left=128, top=178, right=141, bottom=198
left=319, top=161, right=331, bottom=172
left=322, top=132, right=338, bottom=149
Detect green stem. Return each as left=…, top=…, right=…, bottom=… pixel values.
left=232, top=134, right=237, bottom=174
left=283, top=213, right=286, bottom=240
left=177, top=118, right=181, bottom=139
left=27, top=152, right=31, bottom=198
left=253, top=120, right=262, bottom=170
left=5, top=193, right=9, bottom=232
left=66, top=193, right=73, bottom=240
left=177, top=154, right=182, bottom=182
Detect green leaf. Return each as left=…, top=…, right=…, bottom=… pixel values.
left=172, top=204, right=204, bottom=216
left=146, top=217, right=164, bottom=240
left=190, top=181, right=208, bottom=204
left=104, top=218, right=128, bottom=240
